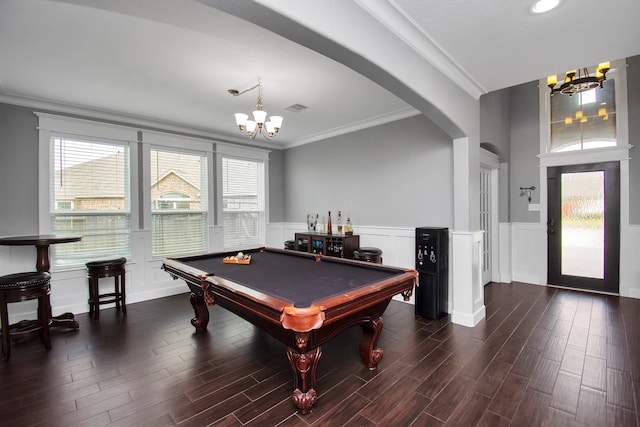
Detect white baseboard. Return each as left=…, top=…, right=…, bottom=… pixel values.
left=499, top=273, right=512, bottom=283
left=451, top=305, right=486, bottom=328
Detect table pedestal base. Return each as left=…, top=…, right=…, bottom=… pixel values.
left=50, top=312, right=79, bottom=330
left=11, top=312, right=79, bottom=336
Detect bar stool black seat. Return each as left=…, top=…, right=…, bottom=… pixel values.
left=0, top=271, right=52, bottom=361
left=86, top=257, right=127, bottom=321
left=353, top=247, right=383, bottom=264
left=284, top=240, right=295, bottom=250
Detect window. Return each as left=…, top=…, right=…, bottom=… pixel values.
left=50, top=137, right=131, bottom=268
left=157, top=192, right=190, bottom=210
left=222, top=157, right=265, bottom=250
left=550, top=80, right=617, bottom=152
left=151, top=149, right=208, bottom=257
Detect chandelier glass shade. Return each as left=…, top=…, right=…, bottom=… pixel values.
left=530, top=0, right=560, bottom=14
left=547, top=62, right=610, bottom=96
left=230, top=79, right=283, bottom=141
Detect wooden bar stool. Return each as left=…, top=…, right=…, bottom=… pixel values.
left=86, top=257, right=127, bottom=321
left=0, top=271, right=52, bottom=361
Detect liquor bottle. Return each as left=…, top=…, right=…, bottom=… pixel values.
left=345, top=217, right=353, bottom=235
left=337, top=211, right=343, bottom=235
left=327, top=211, right=333, bottom=235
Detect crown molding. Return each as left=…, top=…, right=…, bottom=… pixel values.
left=1, top=93, right=421, bottom=151
left=282, top=106, right=420, bottom=149
left=355, top=0, right=486, bottom=100
left=0, top=92, right=279, bottom=150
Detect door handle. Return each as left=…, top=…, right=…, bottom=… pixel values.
left=547, top=218, right=556, bottom=235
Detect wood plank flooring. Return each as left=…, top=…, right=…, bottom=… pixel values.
left=1, top=281, right=639, bottom=426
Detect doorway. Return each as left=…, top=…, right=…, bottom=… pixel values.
left=480, top=147, right=499, bottom=286
left=547, top=162, right=620, bottom=293
left=480, top=167, right=492, bottom=285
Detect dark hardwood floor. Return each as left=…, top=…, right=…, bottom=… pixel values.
left=2, top=281, right=639, bottom=426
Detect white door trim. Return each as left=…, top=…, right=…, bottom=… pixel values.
left=480, top=148, right=500, bottom=284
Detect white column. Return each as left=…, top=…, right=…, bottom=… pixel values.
left=451, top=231, right=486, bottom=326
left=451, top=137, right=485, bottom=327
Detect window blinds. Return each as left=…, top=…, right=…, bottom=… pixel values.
left=150, top=148, right=208, bottom=256
left=50, top=137, right=131, bottom=268
left=222, top=157, right=265, bottom=250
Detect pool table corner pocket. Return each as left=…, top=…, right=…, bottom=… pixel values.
left=280, top=306, right=325, bottom=334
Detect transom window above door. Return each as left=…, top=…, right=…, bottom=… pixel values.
left=550, top=78, right=617, bottom=153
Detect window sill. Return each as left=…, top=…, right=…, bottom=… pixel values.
left=538, top=144, right=632, bottom=167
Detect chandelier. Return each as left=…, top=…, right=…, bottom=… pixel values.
left=228, top=78, right=283, bottom=141
left=547, top=62, right=610, bottom=96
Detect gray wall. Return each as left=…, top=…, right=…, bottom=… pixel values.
left=480, top=88, right=511, bottom=162
left=628, top=55, right=640, bottom=225
left=3, top=52, right=638, bottom=235
left=509, top=81, right=541, bottom=223
left=0, top=103, right=39, bottom=236
left=283, top=114, right=453, bottom=228
left=504, top=55, right=640, bottom=225
left=268, top=149, right=285, bottom=222
left=480, top=88, right=512, bottom=223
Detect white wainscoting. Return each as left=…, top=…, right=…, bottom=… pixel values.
left=13, top=220, right=597, bottom=323
left=2, top=229, right=188, bottom=323
left=621, top=224, right=640, bottom=298
left=271, top=222, right=418, bottom=270
left=510, top=222, right=545, bottom=285
left=501, top=222, right=640, bottom=299
left=498, top=223, right=512, bottom=283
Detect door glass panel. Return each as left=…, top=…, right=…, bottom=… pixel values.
left=480, top=169, right=491, bottom=280
left=561, top=171, right=604, bottom=278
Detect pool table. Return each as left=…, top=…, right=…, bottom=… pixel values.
left=162, top=247, right=416, bottom=414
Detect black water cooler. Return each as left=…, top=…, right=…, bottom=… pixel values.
left=415, top=227, right=448, bottom=320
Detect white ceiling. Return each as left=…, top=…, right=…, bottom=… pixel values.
left=1, top=0, right=639, bottom=149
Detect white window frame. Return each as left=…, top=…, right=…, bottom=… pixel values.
left=37, top=113, right=139, bottom=269
left=539, top=58, right=630, bottom=166
left=215, top=143, right=270, bottom=251
left=37, top=114, right=269, bottom=266
left=140, top=130, right=215, bottom=259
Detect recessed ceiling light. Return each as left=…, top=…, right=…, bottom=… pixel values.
left=530, top=0, right=560, bottom=14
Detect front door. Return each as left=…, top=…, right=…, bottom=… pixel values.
left=547, top=162, right=620, bottom=293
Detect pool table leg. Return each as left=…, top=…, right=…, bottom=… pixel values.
left=287, top=346, right=321, bottom=415
left=189, top=292, right=210, bottom=332
left=359, top=317, right=384, bottom=369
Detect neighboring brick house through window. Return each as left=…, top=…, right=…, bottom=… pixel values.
left=150, top=148, right=208, bottom=257
left=50, top=137, right=131, bottom=268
